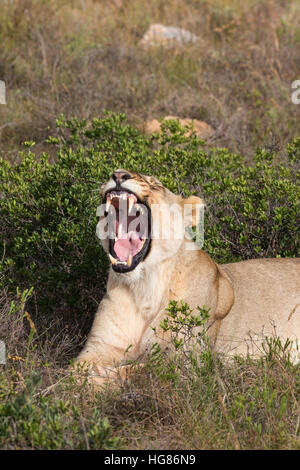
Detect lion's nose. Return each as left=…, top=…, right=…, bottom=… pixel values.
left=112, top=170, right=132, bottom=185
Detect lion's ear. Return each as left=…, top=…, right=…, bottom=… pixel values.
left=100, top=183, right=106, bottom=197
left=182, top=195, right=205, bottom=227
left=144, top=175, right=160, bottom=186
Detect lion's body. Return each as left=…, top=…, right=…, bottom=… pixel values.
left=76, top=170, right=300, bottom=383
left=217, top=258, right=300, bottom=358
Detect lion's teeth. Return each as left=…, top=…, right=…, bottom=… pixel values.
left=109, top=254, right=117, bottom=265
left=128, top=196, right=135, bottom=214
left=127, top=255, right=133, bottom=267
left=106, top=199, right=112, bottom=212
left=118, top=223, right=123, bottom=238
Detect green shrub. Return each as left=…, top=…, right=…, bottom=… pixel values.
left=0, top=113, right=299, bottom=329
left=0, top=371, right=122, bottom=450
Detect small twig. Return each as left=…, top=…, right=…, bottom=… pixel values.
left=32, top=374, right=69, bottom=398
left=0, top=122, right=17, bottom=131
left=80, top=416, right=90, bottom=450
left=295, top=409, right=300, bottom=437
left=1, top=240, right=6, bottom=263
left=16, top=371, right=26, bottom=390
left=211, top=350, right=241, bottom=450
left=217, top=392, right=241, bottom=450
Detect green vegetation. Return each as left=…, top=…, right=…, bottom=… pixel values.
left=1, top=114, right=299, bottom=326
left=0, top=291, right=299, bottom=450
left=0, top=114, right=299, bottom=449
left=0, top=373, right=122, bottom=450
left=0, top=0, right=299, bottom=451
left=1, top=0, right=300, bottom=158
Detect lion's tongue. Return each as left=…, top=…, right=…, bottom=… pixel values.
left=114, top=232, right=141, bottom=261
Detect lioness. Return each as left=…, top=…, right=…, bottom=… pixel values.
left=76, top=169, right=300, bottom=383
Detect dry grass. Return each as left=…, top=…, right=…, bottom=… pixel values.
left=0, top=0, right=300, bottom=450
left=0, top=289, right=299, bottom=450
left=1, top=0, right=300, bottom=159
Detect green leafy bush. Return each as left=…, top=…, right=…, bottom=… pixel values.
left=0, top=113, right=299, bottom=328
left=148, top=300, right=212, bottom=384
left=0, top=372, right=121, bottom=450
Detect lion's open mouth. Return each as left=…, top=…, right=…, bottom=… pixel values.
left=104, top=189, right=151, bottom=272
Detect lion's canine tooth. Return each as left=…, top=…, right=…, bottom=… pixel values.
left=128, top=196, right=135, bottom=214
left=106, top=199, right=112, bottom=212
left=109, top=254, right=117, bottom=265
left=118, top=222, right=123, bottom=238
left=127, top=255, right=133, bottom=267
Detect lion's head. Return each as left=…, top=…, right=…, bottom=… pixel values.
left=97, top=169, right=204, bottom=275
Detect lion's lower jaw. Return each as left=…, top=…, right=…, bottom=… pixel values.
left=111, top=262, right=144, bottom=285
left=110, top=247, right=180, bottom=288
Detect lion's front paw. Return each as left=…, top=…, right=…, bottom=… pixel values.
left=69, top=358, right=100, bottom=387
left=69, top=359, right=124, bottom=390
left=69, top=360, right=144, bottom=391
left=88, top=363, right=132, bottom=389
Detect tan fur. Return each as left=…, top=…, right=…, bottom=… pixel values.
left=76, top=171, right=300, bottom=385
